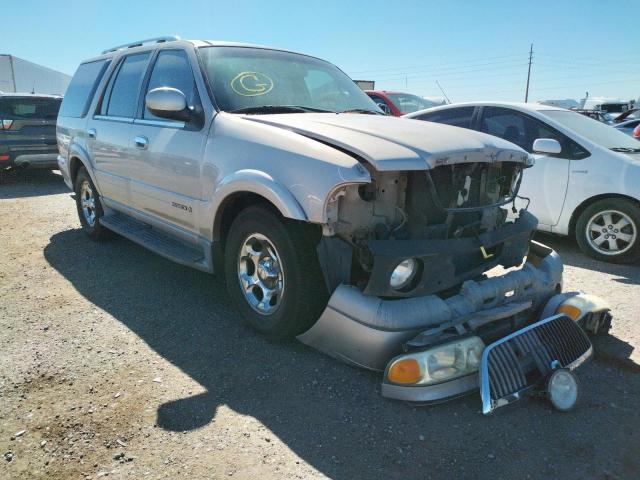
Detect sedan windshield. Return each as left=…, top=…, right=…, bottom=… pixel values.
left=386, top=93, right=438, bottom=114
left=543, top=110, right=640, bottom=150
left=197, top=46, right=381, bottom=114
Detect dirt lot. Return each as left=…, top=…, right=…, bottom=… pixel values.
left=1, top=169, right=638, bottom=480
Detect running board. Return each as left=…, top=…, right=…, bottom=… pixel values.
left=100, top=211, right=212, bottom=272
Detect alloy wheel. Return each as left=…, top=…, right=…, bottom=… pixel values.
left=586, top=209, right=636, bottom=256
left=80, top=180, right=97, bottom=227
left=237, top=233, right=285, bottom=315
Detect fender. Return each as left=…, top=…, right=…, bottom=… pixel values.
left=210, top=169, right=307, bottom=241
left=67, top=142, right=100, bottom=192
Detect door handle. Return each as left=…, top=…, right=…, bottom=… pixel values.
left=87, top=128, right=96, bottom=139
left=134, top=136, right=148, bottom=149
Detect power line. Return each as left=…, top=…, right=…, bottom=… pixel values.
left=347, top=53, right=525, bottom=75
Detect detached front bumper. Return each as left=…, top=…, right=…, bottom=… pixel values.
left=298, top=241, right=563, bottom=373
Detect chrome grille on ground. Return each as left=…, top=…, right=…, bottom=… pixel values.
left=480, top=314, right=592, bottom=414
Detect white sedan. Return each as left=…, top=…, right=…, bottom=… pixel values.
left=405, top=102, right=640, bottom=263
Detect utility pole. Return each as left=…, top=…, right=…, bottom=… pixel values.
left=524, top=43, right=533, bottom=102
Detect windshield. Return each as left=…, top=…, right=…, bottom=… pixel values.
left=386, top=93, right=438, bottom=114
left=543, top=110, right=640, bottom=149
left=197, top=46, right=381, bottom=114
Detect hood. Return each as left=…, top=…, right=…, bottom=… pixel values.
left=243, top=113, right=529, bottom=171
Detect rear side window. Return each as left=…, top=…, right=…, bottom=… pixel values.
left=0, top=97, right=61, bottom=120
left=58, top=60, right=109, bottom=118
left=143, top=50, right=199, bottom=120
left=100, top=53, right=151, bottom=118
left=416, top=107, right=474, bottom=128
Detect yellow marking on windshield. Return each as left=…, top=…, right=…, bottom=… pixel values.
left=231, top=71, right=274, bottom=96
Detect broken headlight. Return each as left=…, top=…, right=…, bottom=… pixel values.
left=385, top=336, right=485, bottom=386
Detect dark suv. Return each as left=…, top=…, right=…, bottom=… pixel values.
left=0, top=94, right=62, bottom=172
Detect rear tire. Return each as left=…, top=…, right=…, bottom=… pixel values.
left=224, top=205, right=328, bottom=339
left=74, top=167, right=110, bottom=241
left=575, top=198, right=640, bottom=263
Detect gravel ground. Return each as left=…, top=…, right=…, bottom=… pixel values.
left=1, top=169, right=638, bottom=480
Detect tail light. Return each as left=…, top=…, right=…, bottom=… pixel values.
left=633, top=124, right=640, bottom=139
left=0, top=155, right=10, bottom=161
left=1, top=119, right=13, bottom=130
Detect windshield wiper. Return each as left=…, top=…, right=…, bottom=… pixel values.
left=229, top=105, right=332, bottom=114
left=610, top=147, right=640, bottom=153
left=339, top=108, right=386, bottom=115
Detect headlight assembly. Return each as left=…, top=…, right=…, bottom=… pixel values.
left=385, top=336, right=485, bottom=386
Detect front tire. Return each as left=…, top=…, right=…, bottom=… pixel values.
left=74, top=167, right=109, bottom=241
left=224, top=205, right=328, bottom=339
left=575, top=198, right=640, bottom=263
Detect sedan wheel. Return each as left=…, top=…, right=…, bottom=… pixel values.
left=576, top=198, right=640, bottom=263
left=585, top=209, right=636, bottom=256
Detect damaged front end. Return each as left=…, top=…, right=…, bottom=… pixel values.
left=298, top=151, right=611, bottom=411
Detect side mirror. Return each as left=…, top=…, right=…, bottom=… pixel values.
left=145, top=87, right=190, bottom=122
left=532, top=138, right=562, bottom=155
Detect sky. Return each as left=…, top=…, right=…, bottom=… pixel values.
left=3, top=0, right=639, bottom=103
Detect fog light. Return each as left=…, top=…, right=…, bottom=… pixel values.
left=547, top=369, right=578, bottom=412
left=390, top=258, right=417, bottom=290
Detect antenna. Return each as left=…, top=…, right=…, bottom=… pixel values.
left=436, top=80, right=452, bottom=104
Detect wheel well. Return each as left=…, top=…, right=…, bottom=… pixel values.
left=69, top=157, right=82, bottom=185
left=569, top=194, right=640, bottom=237
left=214, top=192, right=281, bottom=247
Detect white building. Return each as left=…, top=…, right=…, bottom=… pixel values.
left=0, top=54, right=70, bottom=96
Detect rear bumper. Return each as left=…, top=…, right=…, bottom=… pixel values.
left=13, top=153, right=59, bottom=169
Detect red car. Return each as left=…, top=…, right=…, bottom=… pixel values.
left=365, top=90, right=439, bottom=116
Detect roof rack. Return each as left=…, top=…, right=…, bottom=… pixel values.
left=101, top=36, right=181, bottom=54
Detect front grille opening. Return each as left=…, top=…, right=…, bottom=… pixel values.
left=428, top=161, right=520, bottom=210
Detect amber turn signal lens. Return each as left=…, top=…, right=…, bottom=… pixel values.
left=387, top=358, right=421, bottom=384
left=557, top=304, right=581, bottom=320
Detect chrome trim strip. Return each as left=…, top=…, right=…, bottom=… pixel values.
left=133, top=118, right=185, bottom=129
left=94, top=115, right=134, bottom=124
left=382, top=373, right=478, bottom=402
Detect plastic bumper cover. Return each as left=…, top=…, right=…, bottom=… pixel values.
left=297, top=241, right=563, bottom=372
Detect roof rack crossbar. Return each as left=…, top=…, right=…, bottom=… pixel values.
left=101, top=36, right=181, bottom=54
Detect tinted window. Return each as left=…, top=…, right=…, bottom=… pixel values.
left=481, top=107, right=589, bottom=158
left=58, top=60, right=109, bottom=118
left=417, top=107, right=474, bottom=128
left=143, top=50, right=199, bottom=120
left=480, top=108, right=531, bottom=150
left=103, top=53, right=151, bottom=118
left=0, top=97, right=61, bottom=120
